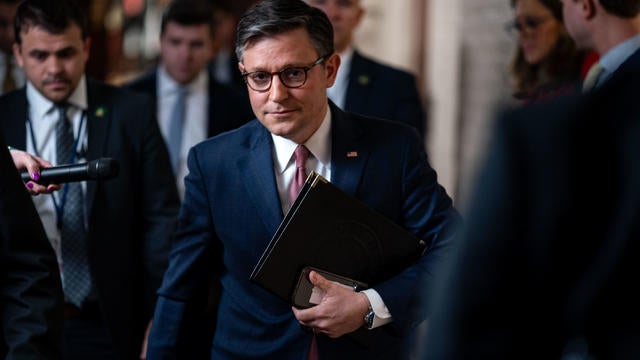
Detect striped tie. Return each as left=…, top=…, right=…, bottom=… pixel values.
left=56, top=104, right=91, bottom=307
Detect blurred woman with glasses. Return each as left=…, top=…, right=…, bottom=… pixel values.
left=507, top=0, right=595, bottom=103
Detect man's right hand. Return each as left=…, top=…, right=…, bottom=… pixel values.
left=9, top=148, right=61, bottom=195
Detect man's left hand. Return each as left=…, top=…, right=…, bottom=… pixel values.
left=292, top=270, right=370, bottom=338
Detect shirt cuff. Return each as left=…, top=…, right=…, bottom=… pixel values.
left=361, top=289, right=393, bottom=329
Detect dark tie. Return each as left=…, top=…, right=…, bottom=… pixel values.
left=3, top=59, right=15, bottom=94
left=290, top=145, right=310, bottom=205
left=55, top=104, right=91, bottom=307
left=167, top=86, right=187, bottom=174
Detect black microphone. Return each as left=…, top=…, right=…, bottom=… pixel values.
left=21, top=158, right=120, bottom=185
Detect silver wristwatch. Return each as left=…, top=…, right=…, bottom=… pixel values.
left=364, top=306, right=375, bottom=330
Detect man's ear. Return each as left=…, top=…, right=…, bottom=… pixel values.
left=324, top=53, right=341, bottom=88
left=83, top=37, right=91, bottom=63
left=12, top=42, right=23, bottom=68
left=238, top=62, right=245, bottom=74
left=583, top=0, right=597, bottom=20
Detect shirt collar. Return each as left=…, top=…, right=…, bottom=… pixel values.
left=27, top=74, right=88, bottom=120
left=158, top=65, right=207, bottom=95
left=271, top=106, right=332, bottom=174
left=599, top=33, right=640, bottom=75
left=337, top=46, right=355, bottom=77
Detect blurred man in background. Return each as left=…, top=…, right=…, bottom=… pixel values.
left=126, top=0, right=253, bottom=199
left=307, top=0, right=427, bottom=137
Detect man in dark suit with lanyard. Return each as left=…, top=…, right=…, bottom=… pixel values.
left=307, top=0, right=427, bottom=138
left=0, top=132, right=63, bottom=360
left=126, top=0, right=254, bottom=200
left=147, top=1, right=458, bottom=359
left=0, top=0, right=180, bottom=359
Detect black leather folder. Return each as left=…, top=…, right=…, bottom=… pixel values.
left=249, top=171, right=427, bottom=304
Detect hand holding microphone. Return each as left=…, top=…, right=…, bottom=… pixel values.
left=20, top=158, right=120, bottom=185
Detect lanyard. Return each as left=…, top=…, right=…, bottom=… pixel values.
left=27, top=108, right=86, bottom=229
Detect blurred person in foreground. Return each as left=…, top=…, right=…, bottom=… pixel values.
left=147, top=0, right=458, bottom=359
left=507, top=0, right=594, bottom=103
left=1, top=132, right=63, bottom=360
left=306, top=0, right=427, bottom=138
left=422, top=2, right=640, bottom=358
left=126, top=0, right=253, bottom=200
left=0, top=0, right=180, bottom=358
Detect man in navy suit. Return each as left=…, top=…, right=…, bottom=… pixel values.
left=307, top=0, right=426, bottom=138
left=148, top=1, right=458, bottom=359
left=0, top=132, right=63, bottom=360
left=0, top=0, right=180, bottom=358
left=126, top=0, right=253, bottom=199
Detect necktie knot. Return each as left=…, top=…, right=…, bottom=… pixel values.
left=290, top=145, right=310, bottom=206
left=583, top=61, right=604, bottom=91
left=55, top=102, right=73, bottom=164
left=176, top=86, right=188, bottom=98
left=294, top=145, right=310, bottom=168
left=55, top=102, right=69, bottom=116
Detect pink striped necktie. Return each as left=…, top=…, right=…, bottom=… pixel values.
left=290, top=145, right=310, bottom=205
left=307, top=334, right=319, bottom=360
left=290, top=145, right=318, bottom=359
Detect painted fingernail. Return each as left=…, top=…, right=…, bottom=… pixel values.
left=47, top=185, right=55, bottom=191
left=32, top=172, right=40, bottom=181
left=26, top=182, right=34, bottom=189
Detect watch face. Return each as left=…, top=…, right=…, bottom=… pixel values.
left=365, top=311, right=375, bottom=328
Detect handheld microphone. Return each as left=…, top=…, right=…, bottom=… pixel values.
left=21, top=158, right=120, bottom=185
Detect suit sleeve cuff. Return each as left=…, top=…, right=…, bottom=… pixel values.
left=362, top=289, right=393, bottom=329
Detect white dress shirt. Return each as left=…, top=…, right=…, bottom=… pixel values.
left=25, top=76, right=89, bottom=268
left=157, top=66, right=208, bottom=199
left=326, top=46, right=354, bottom=109
left=271, top=105, right=392, bottom=328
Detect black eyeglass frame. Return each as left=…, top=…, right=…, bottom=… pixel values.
left=241, top=55, right=329, bottom=92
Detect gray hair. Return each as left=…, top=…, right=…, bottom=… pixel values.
left=235, top=0, right=334, bottom=63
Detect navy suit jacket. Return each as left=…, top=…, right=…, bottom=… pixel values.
left=148, top=102, right=458, bottom=359
left=423, top=48, right=640, bottom=359
left=0, top=80, right=180, bottom=359
left=125, top=68, right=254, bottom=138
left=343, top=51, right=426, bottom=138
left=0, top=134, right=63, bottom=360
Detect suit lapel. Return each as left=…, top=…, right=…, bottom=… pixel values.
left=234, top=105, right=369, bottom=233
left=237, top=124, right=283, bottom=234
left=329, top=102, right=368, bottom=196
left=345, top=51, right=373, bottom=113
left=84, top=81, right=111, bottom=214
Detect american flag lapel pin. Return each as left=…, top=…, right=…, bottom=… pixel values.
left=346, top=151, right=358, bottom=158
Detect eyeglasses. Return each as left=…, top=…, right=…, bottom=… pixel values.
left=504, top=15, right=551, bottom=35
left=241, top=55, right=327, bottom=92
